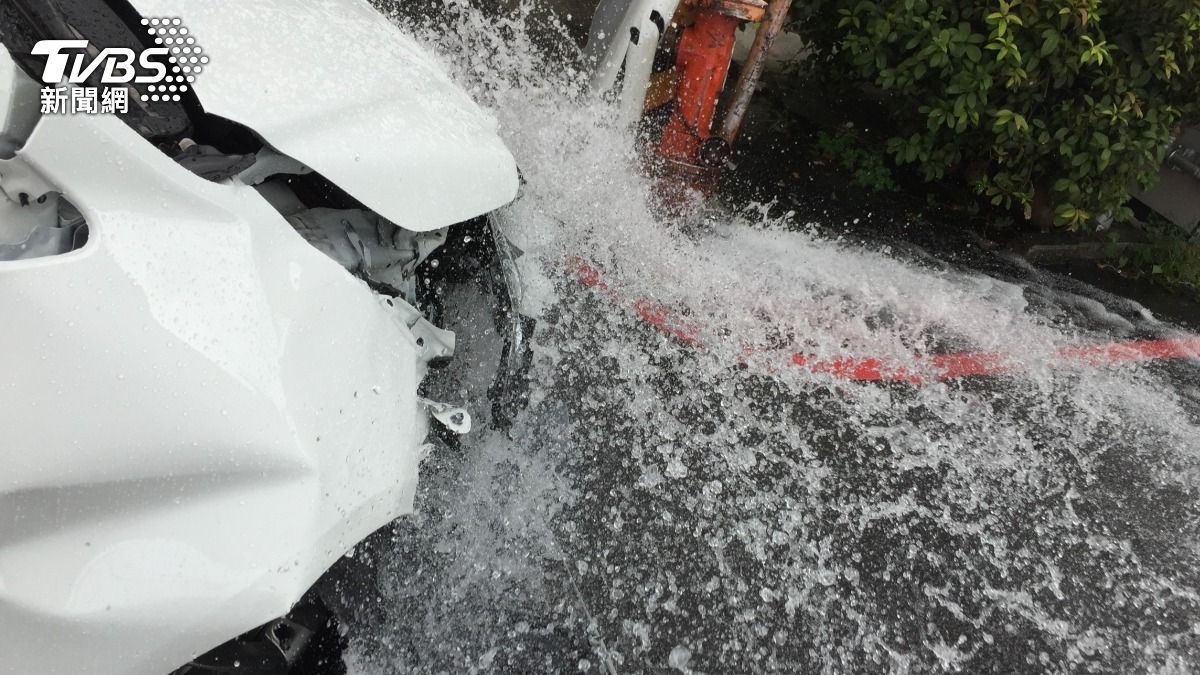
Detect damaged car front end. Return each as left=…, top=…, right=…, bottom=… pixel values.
left=0, top=1, right=530, bottom=673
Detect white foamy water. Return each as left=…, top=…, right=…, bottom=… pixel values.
left=344, top=2, right=1200, bottom=672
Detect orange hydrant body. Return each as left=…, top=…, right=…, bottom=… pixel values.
left=655, top=10, right=741, bottom=166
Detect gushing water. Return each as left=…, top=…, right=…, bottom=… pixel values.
left=344, top=3, right=1200, bottom=672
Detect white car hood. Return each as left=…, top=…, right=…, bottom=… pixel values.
left=130, top=0, right=519, bottom=231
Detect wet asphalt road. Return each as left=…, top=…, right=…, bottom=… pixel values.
left=339, top=226, right=1200, bottom=673
left=341, top=3, right=1200, bottom=672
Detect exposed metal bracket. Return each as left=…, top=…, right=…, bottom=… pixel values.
left=0, top=151, right=70, bottom=256
left=419, top=398, right=472, bottom=435
left=0, top=154, right=56, bottom=206
left=383, top=295, right=456, bottom=365
left=236, top=147, right=313, bottom=186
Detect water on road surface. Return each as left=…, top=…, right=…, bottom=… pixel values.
left=341, top=4, right=1200, bottom=672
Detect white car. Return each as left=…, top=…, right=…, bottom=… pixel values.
left=0, top=1, right=529, bottom=673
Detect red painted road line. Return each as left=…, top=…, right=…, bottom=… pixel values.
left=565, top=256, right=1200, bottom=384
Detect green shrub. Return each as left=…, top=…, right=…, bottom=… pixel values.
left=1109, top=225, right=1200, bottom=290
left=790, top=0, right=1200, bottom=230
left=816, top=127, right=900, bottom=192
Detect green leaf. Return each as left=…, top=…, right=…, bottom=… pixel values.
left=1041, top=31, right=1060, bottom=56
left=790, top=0, right=1200, bottom=240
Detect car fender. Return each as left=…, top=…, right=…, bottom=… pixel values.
left=0, top=103, right=431, bottom=675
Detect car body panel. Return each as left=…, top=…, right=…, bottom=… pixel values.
left=0, top=75, right=432, bottom=675
left=128, top=0, right=520, bottom=232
